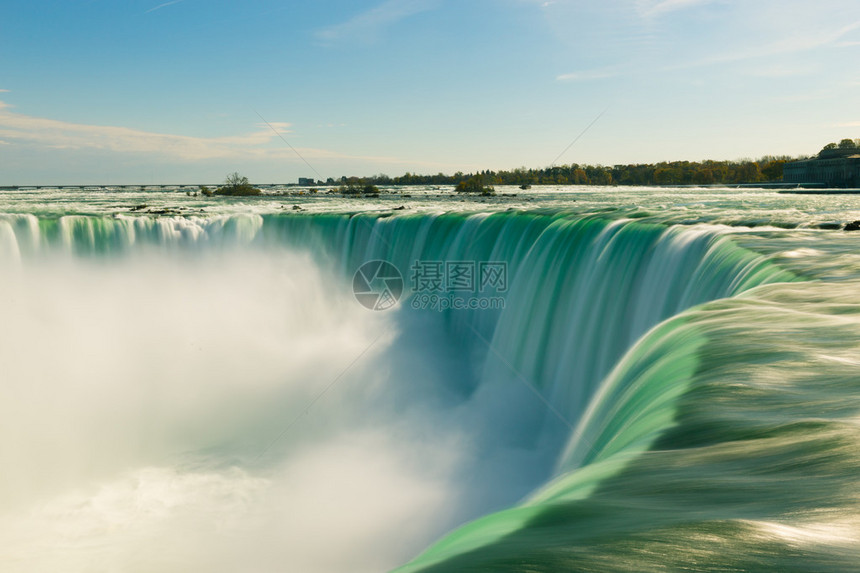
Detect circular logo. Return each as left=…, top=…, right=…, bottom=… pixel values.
left=353, top=260, right=404, bottom=311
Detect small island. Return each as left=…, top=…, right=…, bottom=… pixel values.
left=455, top=174, right=495, bottom=196
left=212, top=172, right=262, bottom=196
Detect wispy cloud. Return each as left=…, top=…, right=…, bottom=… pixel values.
left=742, top=64, right=814, bottom=78
left=837, top=121, right=860, bottom=128
left=556, top=68, right=619, bottom=82
left=0, top=100, right=438, bottom=167
left=316, top=0, right=437, bottom=45
left=0, top=89, right=9, bottom=93
left=658, top=16, right=860, bottom=72
left=774, top=18, right=860, bottom=54
left=624, top=0, right=860, bottom=79
left=639, top=0, right=718, bottom=17
left=0, top=101, right=291, bottom=160
left=145, top=0, right=184, bottom=15
left=773, top=89, right=836, bottom=103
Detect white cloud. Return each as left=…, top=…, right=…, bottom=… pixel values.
left=0, top=89, right=9, bottom=93
left=742, top=64, right=814, bottom=78
left=641, top=0, right=717, bottom=17
left=145, top=0, right=184, bottom=14
left=657, top=15, right=860, bottom=72
left=624, top=0, right=860, bottom=77
left=773, top=90, right=835, bottom=103
left=556, top=68, right=619, bottom=82
left=316, top=0, right=437, bottom=45
left=837, top=121, right=860, bottom=127
left=773, top=18, right=860, bottom=55
left=0, top=101, right=293, bottom=161
left=0, top=100, right=445, bottom=169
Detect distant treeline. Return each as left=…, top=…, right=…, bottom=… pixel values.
left=329, top=156, right=799, bottom=187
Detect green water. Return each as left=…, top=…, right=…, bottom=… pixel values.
left=2, top=186, right=860, bottom=572
left=399, top=281, right=860, bottom=572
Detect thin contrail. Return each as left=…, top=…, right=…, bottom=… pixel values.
left=255, top=111, right=324, bottom=181
left=549, top=107, right=609, bottom=167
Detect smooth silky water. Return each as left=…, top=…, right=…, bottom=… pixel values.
left=2, top=186, right=860, bottom=572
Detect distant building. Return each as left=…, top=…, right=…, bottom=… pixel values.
left=783, top=147, right=860, bottom=188
left=298, top=177, right=316, bottom=186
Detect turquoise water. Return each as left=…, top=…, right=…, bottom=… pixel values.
left=2, top=186, right=860, bottom=572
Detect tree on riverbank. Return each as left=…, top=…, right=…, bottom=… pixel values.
left=343, top=156, right=803, bottom=188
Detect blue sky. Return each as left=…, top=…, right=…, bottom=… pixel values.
left=1, top=0, right=858, bottom=184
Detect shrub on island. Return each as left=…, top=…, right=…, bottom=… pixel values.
left=338, top=182, right=380, bottom=196
left=215, top=172, right=261, bottom=196
left=456, top=174, right=495, bottom=196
